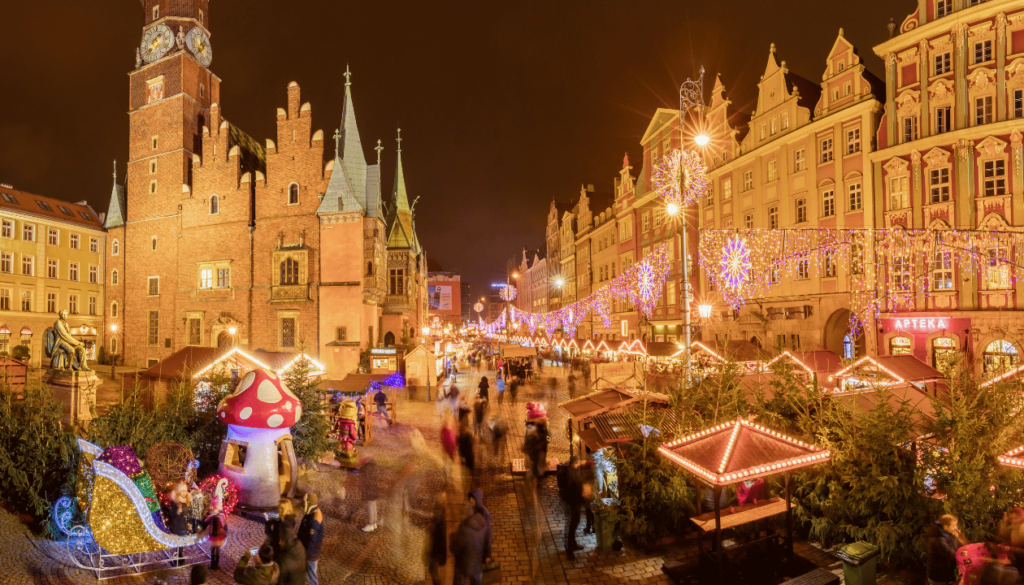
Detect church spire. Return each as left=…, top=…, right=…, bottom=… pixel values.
left=104, top=160, right=126, bottom=229
left=340, top=64, right=367, bottom=208
left=387, top=127, right=419, bottom=252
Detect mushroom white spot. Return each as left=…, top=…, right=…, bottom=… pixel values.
left=295, top=404, right=302, bottom=420
left=267, top=371, right=278, bottom=380
left=257, top=380, right=282, bottom=403
left=239, top=406, right=252, bottom=421
left=238, top=371, right=257, bottom=393
left=267, top=414, right=284, bottom=428
left=284, top=402, right=293, bottom=411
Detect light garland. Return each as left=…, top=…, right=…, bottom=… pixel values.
left=653, top=149, right=710, bottom=209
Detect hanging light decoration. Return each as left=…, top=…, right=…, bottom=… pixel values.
left=499, top=285, right=518, bottom=302
left=653, top=149, right=711, bottom=210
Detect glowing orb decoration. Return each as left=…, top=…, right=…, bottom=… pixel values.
left=474, top=302, right=484, bottom=313
left=499, top=285, right=518, bottom=302
left=719, top=236, right=751, bottom=291
left=652, top=149, right=710, bottom=209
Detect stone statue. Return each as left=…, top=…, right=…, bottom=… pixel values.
left=176, top=26, right=186, bottom=51
left=135, top=48, right=142, bottom=69
left=45, top=310, right=91, bottom=372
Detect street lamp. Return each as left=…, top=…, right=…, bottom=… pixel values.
left=694, top=133, right=711, bottom=147
left=555, top=277, right=565, bottom=288
left=666, top=203, right=680, bottom=217
left=697, top=303, right=713, bottom=320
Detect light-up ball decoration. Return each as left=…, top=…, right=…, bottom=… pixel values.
left=474, top=302, right=484, bottom=313
left=653, top=149, right=711, bottom=209
left=499, top=285, right=518, bottom=302
left=719, top=236, right=751, bottom=291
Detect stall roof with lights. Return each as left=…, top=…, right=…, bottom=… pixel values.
left=658, top=417, right=830, bottom=486
left=830, top=355, right=945, bottom=389
left=684, top=339, right=771, bottom=363
left=766, top=350, right=843, bottom=378
left=319, top=373, right=395, bottom=394
left=559, top=387, right=669, bottom=421
left=138, top=346, right=326, bottom=381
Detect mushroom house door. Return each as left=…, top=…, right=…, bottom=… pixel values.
left=276, top=435, right=297, bottom=498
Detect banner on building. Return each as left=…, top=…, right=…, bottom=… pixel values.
left=428, top=285, right=452, bottom=311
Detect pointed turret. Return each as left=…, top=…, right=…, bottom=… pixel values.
left=104, top=160, right=126, bottom=229
left=366, top=139, right=383, bottom=219
left=387, top=128, right=418, bottom=251
left=319, top=129, right=362, bottom=214
left=340, top=65, right=368, bottom=209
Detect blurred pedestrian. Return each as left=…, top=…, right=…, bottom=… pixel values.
left=490, top=416, right=508, bottom=463
left=567, top=372, right=577, bottom=399
left=473, top=396, right=487, bottom=438
left=496, top=373, right=505, bottom=406
left=450, top=505, right=487, bottom=585
left=467, top=489, right=493, bottom=569
left=477, top=376, right=489, bottom=402
left=361, top=462, right=384, bottom=532
left=275, top=514, right=306, bottom=585
left=928, top=514, right=967, bottom=585
left=523, top=403, right=549, bottom=483
left=373, top=386, right=392, bottom=427
left=458, top=417, right=476, bottom=481
left=424, top=493, right=447, bottom=584
left=298, top=492, right=324, bottom=585
left=559, top=458, right=593, bottom=560
left=264, top=498, right=295, bottom=559
left=233, top=544, right=279, bottom=585
left=508, top=378, right=519, bottom=405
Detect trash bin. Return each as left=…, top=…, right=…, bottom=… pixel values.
left=593, top=498, right=618, bottom=552
left=836, top=542, right=880, bottom=585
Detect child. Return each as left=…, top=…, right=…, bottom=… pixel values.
left=204, top=479, right=228, bottom=570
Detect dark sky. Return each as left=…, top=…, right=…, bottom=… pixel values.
left=0, top=0, right=909, bottom=300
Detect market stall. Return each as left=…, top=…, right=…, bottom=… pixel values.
left=560, top=387, right=670, bottom=457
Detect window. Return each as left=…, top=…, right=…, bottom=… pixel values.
left=210, top=195, right=219, bottom=214
left=902, top=117, right=918, bottom=142
left=0, top=253, right=10, bottom=274
left=845, top=83, right=852, bottom=96
left=1013, top=89, right=1024, bottom=119
left=149, top=180, right=157, bottom=194
left=767, top=159, right=778, bottom=182
left=984, top=246, right=1012, bottom=289
left=151, top=236, right=157, bottom=250
left=832, top=89, right=840, bottom=101
left=936, top=106, right=951, bottom=134
left=89, top=238, right=98, bottom=253
left=281, top=317, right=296, bottom=348
left=723, top=179, right=732, bottom=199
left=68, top=294, right=78, bottom=315
left=890, top=336, right=912, bottom=355
left=70, top=233, right=79, bottom=249
left=0, top=290, right=9, bottom=311
left=1, top=220, right=11, bottom=239
left=929, top=168, right=950, bottom=202
left=936, top=0, right=952, bottom=17
left=112, top=239, right=119, bottom=255
left=984, top=340, right=1019, bottom=374
left=336, top=327, right=347, bottom=342
left=149, top=160, right=157, bottom=174
left=111, top=269, right=119, bottom=285
left=69, top=262, right=78, bottom=282
left=152, top=5, right=159, bottom=20
left=89, top=265, right=97, bottom=283
left=760, top=124, right=766, bottom=140
left=642, top=213, right=650, bottom=232
left=280, top=258, right=299, bottom=285
left=933, top=337, right=959, bottom=376
left=148, top=276, right=160, bottom=296
left=21, top=256, right=32, bottom=276
left=822, top=189, right=835, bottom=217
left=892, top=256, right=911, bottom=291
left=59, top=206, right=73, bottom=216
left=88, top=296, right=96, bottom=316
left=22, top=224, right=34, bottom=242
left=742, top=170, right=753, bottom=191
left=890, top=176, right=909, bottom=209
left=974, top=40, right=992, bottom=64
left=187, top=319, right=202, bottom=346
left=47, top=229, right=58, bottom=246
left=200, top=83, right=205, bottom=98
left=796, top=199, right=807, bottom=223
left=78, top=211, right=92, bottom=221
left=389, top=268, right=405, bottom=295
left=288, top=183, right=299, bottom=205
left=20, top=291, right=30, bottom=312
left=744, top=213, right=753, bottom=229
left=705, top=185, right=714, bottom=207
left=934, top=52, right=951, bottom=75
left=983, top=160, right=1006, bottom=196
left=0, top=193, right=15, bottom=204
left=797, top=258, right=809, bottom=279
left=848, top=182, right=863, bottom=211
left=148, top=311, right=159, bottom=346
left=152, top=136, right=158, bottom=150
left=824, top=251, right=837, bottom=277
left=47, top=259, right=57, bottom=279
left=846, top=128, right=860, bottom=154
left=781, top=113, right=789, bottom=129
left=768, top=206, right=779, bottom=229
left=110, top=302, right=118, bottom=318
left=794, top=149, right=806, bottom=172
left=200, top=268, right=214, bottom=289
left=654, top=209, right=663, bottom=228
left=770, top=117, right=777, bottom=135
left=932, top=251, right=953, bottom=290
left=198, top=9, right=204, bottom=23
left=819, top=138, right=833, bottom=164
left=217, top=268, right=230, bottom=288
left=46, top=293, right=56, bottom=313
left=975, top=96, right=993, bottom=126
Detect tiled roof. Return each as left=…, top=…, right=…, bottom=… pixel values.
left=0, top=186, right=104, bottom=230
left=138, top=347, right=224, bottom=379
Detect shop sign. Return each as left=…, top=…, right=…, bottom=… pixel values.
left=891, top=317, right=950, bottom=332
left=371, top=348, right=397, bottom=355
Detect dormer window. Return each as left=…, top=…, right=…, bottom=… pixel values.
left=838, top=62, right=845, bottom=71
left=152, top=5, right=159, bottom=21
left=936, top=0, right=952, bottom=17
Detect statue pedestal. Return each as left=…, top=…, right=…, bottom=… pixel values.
left=43, top=369, right=99, bottom=428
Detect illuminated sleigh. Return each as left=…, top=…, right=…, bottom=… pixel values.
left=65, top=439, right=209, bottom=580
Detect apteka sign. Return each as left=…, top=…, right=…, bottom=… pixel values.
left=892, top=317, right=950, bottom=332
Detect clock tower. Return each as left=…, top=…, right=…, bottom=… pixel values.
left=109, top=0, right=220, bottom=366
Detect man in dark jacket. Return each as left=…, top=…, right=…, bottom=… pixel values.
left=234, top=544, right=280, bottom=585
left=560, top=458, right=593, bottom=560
left=450, top=509, right=488, bottom=585
left=467, top=489, right=493, bottom=565
left=927, top=514, right=967, bottom=585
left=298, top=492, right=324, bottom=585
left=424, top=493, right=447, bottom=584
left=276, top=525, right=307, bottom=585
left=373, top=387, right=391, bottom=427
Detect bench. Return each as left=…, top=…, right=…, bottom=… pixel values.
left=780, top=568, right=840, bottom=585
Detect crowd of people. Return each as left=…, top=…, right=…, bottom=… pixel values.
left=926, top=510, right=1024, bottom=585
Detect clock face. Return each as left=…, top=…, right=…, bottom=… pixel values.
left=140, top=24, right=174, bottom=63
left=186, top=28, right=213, bottom=67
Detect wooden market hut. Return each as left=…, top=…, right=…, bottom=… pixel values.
left=658, top=417, right=830, bottom=578
left=828, top=355, right=947, bottom=397
left=560, top=387, right=670, bottom=456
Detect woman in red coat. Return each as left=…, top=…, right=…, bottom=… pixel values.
left=204, top=479, right=229, bottom=570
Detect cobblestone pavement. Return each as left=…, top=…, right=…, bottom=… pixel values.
left=0, top=362, right=838, bottom=585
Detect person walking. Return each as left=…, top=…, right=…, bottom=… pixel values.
left=467, top=489, right=493, bottom=568
left=297, top=492, right=324, bottom=585
left=496, top=373, right=505, bottom=406
left=472, top=396, right=487, bottom=439
left=264, top=498, right=295, bottom=560
left=559, top=458, right=593, bottom=560
left=477, top=376, right=489, bottom=402
left=275, top=521, right=307, bottom=585
left=373, top=386, right=392, bottom=427
left=423, top=493, right=447, bottom=584
left=490, top=416, right=508, bottom=464
left=508, top=378, right=519, bottom=405
left=450, top=506, right=488, bottom=585
left=567, top=371, right=577, bottom=399
left=361, top=461, right=384, bottom=532
left=928, top=514, right=967, bottom=585
left=457, top=417, right=476, bottom=480
left=233, top=544, right=280, bottom=585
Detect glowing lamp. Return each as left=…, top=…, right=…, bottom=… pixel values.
left=694, top=133, right=710, bottom=146
left=555, top=278, right=565, bottom=288
left=698, top=304, right=713, bottom=319
left=110, top=324, right=118, bottom=332
left=421, top=327, right=430, bottom=335
left=228, top=326, right=238, bottom=335
left=666, top=203, right=680, bottom=216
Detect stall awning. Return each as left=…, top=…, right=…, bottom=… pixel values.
left=559, top=388, right=669, bottom=421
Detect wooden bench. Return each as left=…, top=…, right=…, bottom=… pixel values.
left=780, top=568, right=839, bottom=585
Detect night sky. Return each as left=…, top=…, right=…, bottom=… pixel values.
left=0, top=0, right=907, bottom=299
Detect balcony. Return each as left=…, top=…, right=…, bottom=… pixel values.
left=270, top=284, right=310, bottom=302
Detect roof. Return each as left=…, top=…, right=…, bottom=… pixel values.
left=831, top=355, right=945, bottom=386
left=386, top=138, right=419, bottom=252
left=646, top=341, right=680, bottom=358
left=138, top=347, right=224, bottom=380
left=227, top=123, right=267, bottom=175
left=104, top=164, right=126, bottom=229
left=319, top=154, right=362, bottom=214
left=767, top=350, right=843, bottom=377
left=139, top=346, right=325, bottom=380
left=592, top=401, right=679, bottom=444
left=833, top=383, right=940, bottom=439
left=0, top=186, right=105, bottom=230
left=559, top=388, right=668, bottom=420
left=339, top=72, right=368, bottom=212
left=688, top=340, right=771, bottom=363
left=658, top=417, right=830, bottom=486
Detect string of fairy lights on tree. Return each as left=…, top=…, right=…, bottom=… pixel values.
left=480, top=242, right=672, bottom=337
left=699, top=227, right=1022, bottom=336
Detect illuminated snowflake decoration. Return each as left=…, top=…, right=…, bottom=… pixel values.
left=636, top=262, right=656, bottom=301
left=719, top=236, right=751, bottom=291
left=473, top=302, right=484, bottom=313
left=499, top=285, right=518, bottom=302
left=652, top=149, right=710, bottom=209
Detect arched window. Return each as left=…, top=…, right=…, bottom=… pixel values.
left=366, top=261, right=374, bottom=276
left=288, top=183, right=299, bottom=205
left=112, top=239, right=119, bottom=255
left=210, top=195, right=219, bottom=214
left=110, top=301, right=118, bottom=318
left=889, top=336, right=911, bottom=355
left=280, top=257, right=299, bottom=285
left=984, top=340, right=1019, bottom=374
left=110, top=337, right=118, bottom=355
left=842, top=334, right=854, bottom=360
left=111, top=269, right=119, bottom=285
left=932, top=336, right=958, bottom=376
